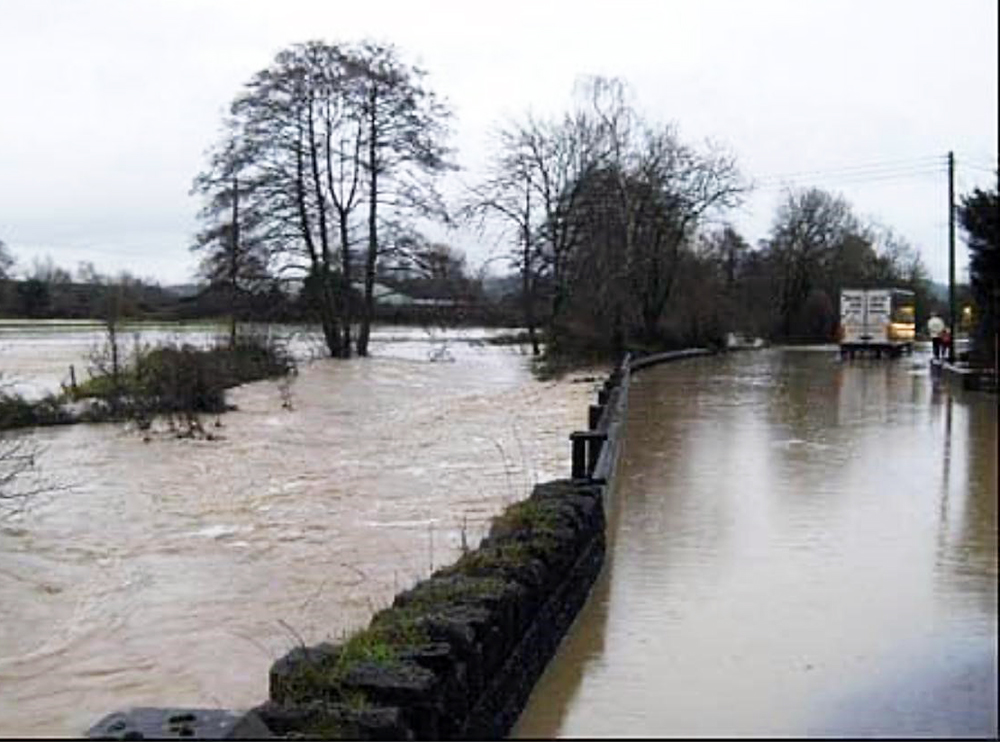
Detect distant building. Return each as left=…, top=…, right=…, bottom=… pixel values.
left=352, top=281, right=415, bottom=306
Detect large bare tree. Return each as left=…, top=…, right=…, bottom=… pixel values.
left=195, top=40, right=453, bottom=358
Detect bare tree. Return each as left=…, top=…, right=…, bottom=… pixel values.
left=624, top=127, right=744, bottom=342
left=192, top=138, right=272, bottom=347
left=765, top=188, right=865, bottom=338
left=463, top=131, right=542, bottom=354
left=463, top=110, right=605, bottom=355
left=201, top=43, right=352, bottom=357
left=468, top=77, right=743, bottom=357
left=29, top=255, right=73, bottom=286
left=196, top=40, right=453, bottom=360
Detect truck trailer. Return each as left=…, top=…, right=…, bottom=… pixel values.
left=839, top=288, right=915, bottom=358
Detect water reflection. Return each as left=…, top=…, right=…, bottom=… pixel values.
left=514, top=348, right=997, bottom=738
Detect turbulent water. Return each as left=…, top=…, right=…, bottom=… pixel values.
left=0, top=323, right=600, bottom=736
left=514, top=348, right=998, bottom=738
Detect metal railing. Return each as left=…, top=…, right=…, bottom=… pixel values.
left=569, top=349, right=711, bottom=486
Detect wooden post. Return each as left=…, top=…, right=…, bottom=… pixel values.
left=69, top=364, right=77, bottom=392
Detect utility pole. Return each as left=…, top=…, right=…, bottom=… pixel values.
left=948, top=151, right=956, bottom=363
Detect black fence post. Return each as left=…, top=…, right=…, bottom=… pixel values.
left=571, top=432, right=588, bottom=479
left=587, top=433, right=606, bottom=475
left=571, top=431, right=609, bottom=480
left=588, top=404, right=605, bottom=430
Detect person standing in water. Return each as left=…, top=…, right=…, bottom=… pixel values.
left=927, top=313, right=945, bottom=359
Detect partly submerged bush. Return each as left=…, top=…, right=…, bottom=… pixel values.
left=2, top=333, right=295, bottom=431
left=0, top=392, right=74, bottom=430
left=129, top=334, right=295, bottom=414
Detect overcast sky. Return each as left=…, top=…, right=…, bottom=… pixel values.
left=1, top=0, right=996, bottom=285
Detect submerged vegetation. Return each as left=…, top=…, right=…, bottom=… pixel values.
left=0, top=332, right=295, bottom=434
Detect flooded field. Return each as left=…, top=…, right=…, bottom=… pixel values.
left=0, top=323, right=600, bottom=736
left=515, top=348, right=997, bottom=738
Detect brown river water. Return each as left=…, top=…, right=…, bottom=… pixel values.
left=0, top=324, right=599, bottom=736
left=514, top=348, right=997, bottom=738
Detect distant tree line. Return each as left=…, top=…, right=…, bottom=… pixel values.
left=0, top=257, right=175, bottom=320
left=0, top=247, right=517, bottom=328
left=192, top=40, right=454, bottom=358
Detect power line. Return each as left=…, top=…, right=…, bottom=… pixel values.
left=955, top=150, right=998, bottom=170
left=751, top=165, right=946, bottom=191
left=752, top=154, right=944, bottom=183
left=961, top=162, right=998, bottom=176
left=752, top=163, right=946, bottom=191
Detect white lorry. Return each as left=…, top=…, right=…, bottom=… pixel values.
left=839, top=288, right=915, bottom=358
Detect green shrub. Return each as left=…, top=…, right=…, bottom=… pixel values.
left=70, top=333, right=295, bottom=418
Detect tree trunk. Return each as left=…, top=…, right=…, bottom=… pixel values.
left=356, top=169, right=376, bottom=357
left=357, top=88, right=378, bottom=358
left=523, top=266, right=539, bottom=356
left=307, top=96, right=345, bottom=357
left=229, top=175, right=239, bottom=349
left=338, top=216, right=353, bottom=358
left=295, top=121, right=342, bottom=357
left=522, top=180, right=540, bottom=356
left=325, top=103, right=358, bottom=359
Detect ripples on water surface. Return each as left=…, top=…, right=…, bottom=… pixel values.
left=0, top=324, right=599, bottom=736
left=515, top=348, right=997, bottom=738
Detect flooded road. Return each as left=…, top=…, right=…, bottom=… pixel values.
left=0, top=325, right=599, bottom=736
left=515, top=348, right=997, bottom=738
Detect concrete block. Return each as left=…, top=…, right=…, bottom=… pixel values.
left=87, top=707, right=272, bottom=739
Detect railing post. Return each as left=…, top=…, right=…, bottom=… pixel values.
left=571, top=430, right=609, bottom=480
left=571, top=432, right=588, bottom=479
left=588, top=404, right=605, bottom=430
left=587, top=433, right=606, bottom=475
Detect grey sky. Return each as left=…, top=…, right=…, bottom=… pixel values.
left=1, top=0, right=996, bottom=285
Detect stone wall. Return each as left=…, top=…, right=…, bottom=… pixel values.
left=257, top=478, right=606, bottom=739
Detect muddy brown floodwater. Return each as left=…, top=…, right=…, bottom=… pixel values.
left=514, top=347, right=997, bottom=738
left=0, top=325, right=600, bottom=736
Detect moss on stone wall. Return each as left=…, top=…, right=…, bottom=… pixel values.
left=260, top=479, right=606, bottom=740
